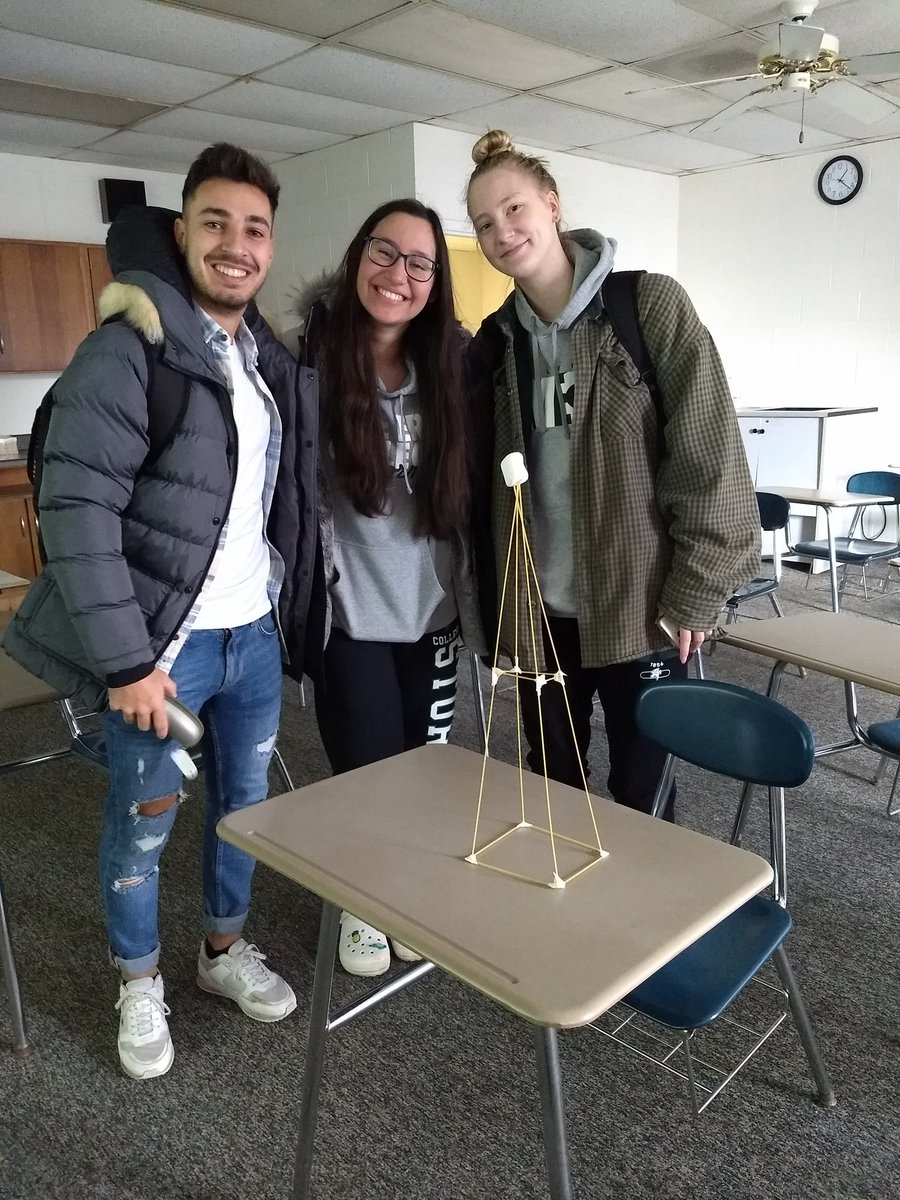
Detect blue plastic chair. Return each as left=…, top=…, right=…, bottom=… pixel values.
left=725, top=491, right=790, bottom=622
left=591, top=680, right=835, bottom=1115
left=791, top=471, right=900, bottom=602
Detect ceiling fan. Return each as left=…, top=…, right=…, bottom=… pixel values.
left=630, top=0, right=900, bottom=140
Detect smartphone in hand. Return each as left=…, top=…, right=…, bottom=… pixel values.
left=656, top=614, right=680, bottom=647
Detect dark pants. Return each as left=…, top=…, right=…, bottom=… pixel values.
left=314, top=620, right=461, bottom=775
left=518, top=617, right=689, bottom=818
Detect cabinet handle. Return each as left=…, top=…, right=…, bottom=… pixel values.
left=0, top=328, right=5, bottom=354
left=20, top=515, right=26, bottom=534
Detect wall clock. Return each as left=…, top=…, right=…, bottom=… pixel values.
left=817, top=155, right=863, bottom=205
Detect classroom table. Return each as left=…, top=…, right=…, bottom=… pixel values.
left=760, top=486, right=894, bottom=611
left=721, top=611, right=900, bottom=845
left=219, top=743, right=774, bottom=1199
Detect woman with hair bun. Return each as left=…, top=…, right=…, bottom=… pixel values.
left=466, top=129, right=758, bottom=817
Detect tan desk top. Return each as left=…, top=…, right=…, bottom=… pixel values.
left=721, top=611, right=900, bottom=694
left=758, top=487, right=893, bottom=508
left=219, top=744, right=772, bottom=1029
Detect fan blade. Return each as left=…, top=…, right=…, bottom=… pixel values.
left=847, top=52, right=900, bottom=78
left=625, top=72, right=765, bottom=95
left=778, top=21, right=825, bottom=61
left=691, top=83, right=776, bottom=135
left=818, top=78, right=900, bottom=123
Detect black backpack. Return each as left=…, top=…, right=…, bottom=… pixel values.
left=27, top=324, right=190, bottom=564
left=599, top=269, right=661, bottom=422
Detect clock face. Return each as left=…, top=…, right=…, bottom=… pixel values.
left=817, top=156, right=863, bottom=205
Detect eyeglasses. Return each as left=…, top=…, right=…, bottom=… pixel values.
left=364, top=236, right=438, bottom=283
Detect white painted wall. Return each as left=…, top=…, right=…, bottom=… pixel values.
left=412, top=124, right=680, bottom=275
left=259, top=125, right=416, bottom=333
left=678, top=138, right=900, bottom=455
left=0, top=153, right=183, bottom=434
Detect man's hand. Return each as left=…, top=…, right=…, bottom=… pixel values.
left=108, top=669, right=178, bottom=738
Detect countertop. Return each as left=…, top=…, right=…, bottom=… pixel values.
left=735, top=407, right=877, bottom=418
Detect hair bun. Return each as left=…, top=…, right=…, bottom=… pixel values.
left=471, top=129, right=514, bottom=165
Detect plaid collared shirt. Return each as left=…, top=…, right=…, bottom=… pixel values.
left=157, top=305, right=284, bottom=673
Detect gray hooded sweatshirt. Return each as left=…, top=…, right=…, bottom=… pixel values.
left=514, top=230, right=616, bottom=615
left=326, top=363, right=456, bottom=642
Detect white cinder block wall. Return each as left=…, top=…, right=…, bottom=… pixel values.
left=259, top=125, right=416, bottom=333
left=678, top=138, right=900, bottom=451
left=412, top=124, right=679, bottom=274
left=0, top=153, right=183, bottom=435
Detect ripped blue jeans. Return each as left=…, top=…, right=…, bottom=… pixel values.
left=98, top=610, right=283, bottom=975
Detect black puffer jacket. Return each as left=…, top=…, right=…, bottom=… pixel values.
left=3, top=207, right=320, bottom=707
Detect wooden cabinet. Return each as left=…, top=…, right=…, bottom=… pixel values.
left=0, top=239, right=112, bottom=373
left=0, top=467, right=41, bottom=580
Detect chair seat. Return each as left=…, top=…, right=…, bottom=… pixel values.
left=727, top=577, right=778, bottom=606
left=793, top=538, right=900, bottom=563
left=624, top=896, right=792, bottom=1030
left=866, top=718, right=900, bottom=754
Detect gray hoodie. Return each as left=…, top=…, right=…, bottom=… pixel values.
left=514, top=230, right=616, bottom=615
left=326, top=363, right=456, bottom=642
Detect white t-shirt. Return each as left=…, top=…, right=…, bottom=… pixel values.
left=191, top=336, right=271, bottom=629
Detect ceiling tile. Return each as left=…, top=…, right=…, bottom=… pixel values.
left=0, top=31, right=230, bottom=105
left=676, top=0, right=847, bottom=25
left=776, top=87, right=900, bottom=140
left=139, top=107, right=346, bottom=153
left=90, top=129, right=289, bottom=166
left=438, top=0, right=733, bottom=61
left=441, top=94, right=652, bottom=150
left=59, top=147, right=190, bottom=173
left=342, top=6, right=609, bottom=89
left=640, top=31, right=767, bottom=85
left=192, top=79, right=418, bottom=136
left=169, top=0, right=407, bottom=39
left=691, top=108, right=845, bottom=154
left=0, top=0, right=315, bottom=75
left=0, top=110, right=114, bottom=147
left=0, top=78, right=161, bottom=125
left=584, top=129, right=755, bottom=171
left=541, top=67, right=723, bottom=124
left=258, top=45, right=514, bottom=115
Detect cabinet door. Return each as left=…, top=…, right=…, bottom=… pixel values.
left=86, top=244, right=114, bottom=324
left=0, top=240, right=95, bottom=372
left=0, top=494, right=39, bottom=579
left=739, top=417, right=820, bottom=489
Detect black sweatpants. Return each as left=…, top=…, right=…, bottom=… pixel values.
left=314, top=619, right=461, bottom=775
left=517, top=616, right=689, bottom=817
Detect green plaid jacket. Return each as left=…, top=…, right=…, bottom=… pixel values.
left=481, top=271, right=760, bottom=671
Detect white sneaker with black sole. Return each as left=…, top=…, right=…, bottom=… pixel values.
left=115, top=974, right=174, bottom=1080
left=196, top=938, right=297, bottom=1022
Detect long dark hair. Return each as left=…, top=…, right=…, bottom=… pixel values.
left=322, top=198, right=469, bottom=540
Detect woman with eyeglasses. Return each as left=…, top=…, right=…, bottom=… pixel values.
left=292, top=198, right=482, bottom=976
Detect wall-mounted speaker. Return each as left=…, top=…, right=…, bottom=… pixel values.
left=99, top=178, right=147, bottom=224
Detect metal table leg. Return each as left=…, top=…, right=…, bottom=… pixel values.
left=292, top=900, right=341, bottom=1199
left=0, top=871, right=31, bottom=1057
left=533, top=1025, right=573, bottom=1200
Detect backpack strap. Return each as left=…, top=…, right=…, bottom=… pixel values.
left=140, top=336, right=191, bottom=468
left=600, top=269, right=664, bottom=426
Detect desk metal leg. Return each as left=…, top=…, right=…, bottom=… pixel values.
left=0, top=872, right=31, bottom=1057
left=825, top=507, right=841, bottom=612
left=533, top=1025, right=573, bottom=1200
left=292, top=900, right=341, bottom=1200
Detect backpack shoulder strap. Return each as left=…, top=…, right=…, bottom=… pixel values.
left=600, top=269, right=663, bottom=425
left=139, top=335, right=191, bottom=468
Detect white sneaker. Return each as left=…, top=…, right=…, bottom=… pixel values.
left=339, top=912, right=390, bottom=976
left=391, top=940, right=423, bottom=963
left=115, top=974, right=174, bottom=1080
left=196, top=938, right=297, bottom=1022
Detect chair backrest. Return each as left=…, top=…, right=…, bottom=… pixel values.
left=847, top=471, right=900, bottom=504
left=755, top=491, right=789, bottom=532
left=635, top=680, right=815, bottom=789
